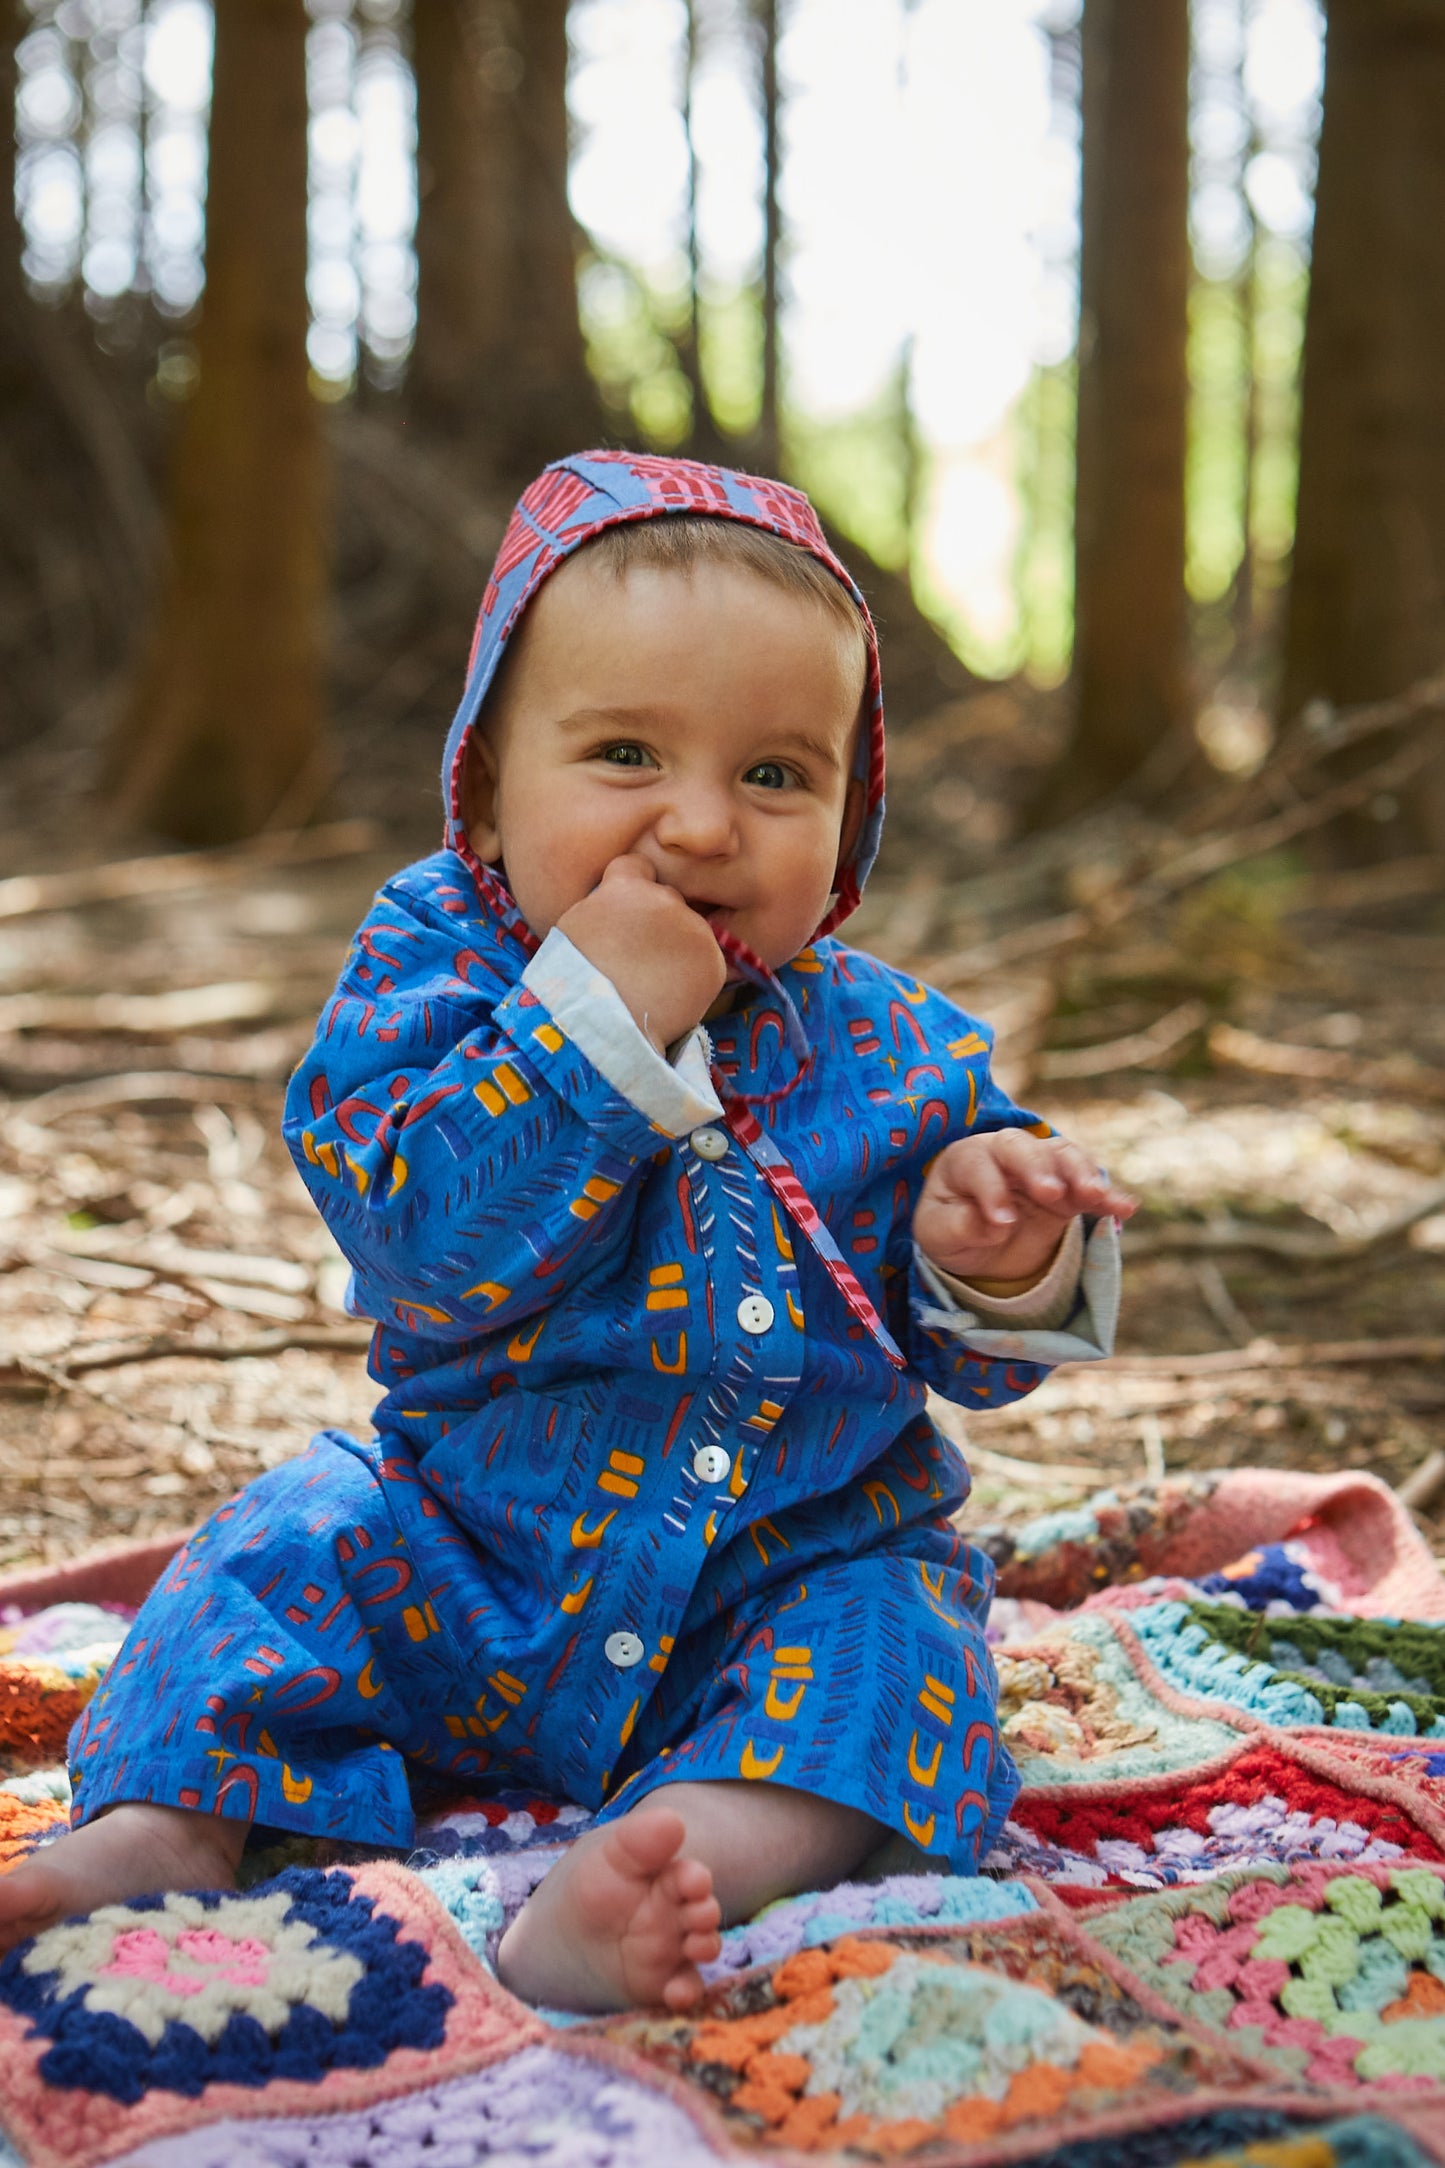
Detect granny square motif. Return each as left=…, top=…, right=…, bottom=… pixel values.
left=0, top=1862, right=543, bottom=2168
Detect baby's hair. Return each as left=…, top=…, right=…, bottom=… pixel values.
left=576, top=515, right=867, bottom=669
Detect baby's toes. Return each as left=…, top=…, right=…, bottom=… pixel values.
left=661, top=1960, right=707, bottom=2013
left=680, top=1890, right=721, bottom=1937
left=609, top=1807, right=687, bottom=1884
left=666, top=1854, right=715, bottom=1904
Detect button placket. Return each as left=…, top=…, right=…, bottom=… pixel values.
left=692, top=1445, right=731, bottom=1483
left=689, top=1126, right=728, bottom=1161
left=737, top=1294, right=774, bottom=1335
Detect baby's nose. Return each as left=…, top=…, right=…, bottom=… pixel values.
left=652, top=782, right=738, bottom=855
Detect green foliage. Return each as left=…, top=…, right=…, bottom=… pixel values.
left=1188, top=277, right=1250, bottom=605
left=1170, top=853, right=1308, bottom=983
left=1187, top=238, right=1309, bottom=610
left=696, top=287, right=764, bottom=441
left=577, top=258, right=693, bottom=450
left=1250, top=238, right=1309, bottom=569
left=785, top=403, right=914, bottom=576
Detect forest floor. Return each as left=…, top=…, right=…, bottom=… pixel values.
left=1, top=687, right=1443, bottom=1576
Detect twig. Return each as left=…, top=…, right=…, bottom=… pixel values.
left=1399, top=1449, right=1445, bottom=1514
left=3, top=1071, right=279, bottom=1154
left=1292, top=855, right=1445, bottom=914
left=1270, top=672, right=1445, bottom=777
left=1208, top=1022, right=1445, bottom=1105
left=928, top=912, right=1092, bottom=988
left=6, top=1350, right=235, bottom=1452
left=47, top=1229, right=312, bottom=1294
left=1035, top=1001, right=1208, bottom=1081
left=35, top=1323, right=373, bottom=1376
left=930, top=717, right=1441, bottom=993
left=1103, top=1335, right=1445, bottom=1376
left=0, top=819, right=382, bottom=923
left=1195, top=1261, right=1256, bottom=1346
left=0, top=982, right=284, bottom=1036
left=1140, top=727, right=1444, bottom=902
left=1140, top=1413, right=1166, bottom=1481
left=1174, top=675, right=1445, bottom=842
left=1124, top=1177, right=1445, bottom=1263
left=0, top=1024, right=312, bottom=1093
left=960, top=1443, right=1107, bottom=1488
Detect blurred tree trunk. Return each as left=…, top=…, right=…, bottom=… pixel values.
left=1280, top=0, right=1445, bottom=851
left=679, top=0, right=728, bottom=462
left=1, top=0, right=156, bottom=751
left=1231, top=12, right=1263, bottom=654
left=410, top=0, right=602, bottom=484
left=752, top=0, right=782, bottom=475
left=107, top=0, right=326, bottom=844
left=1052, top=0, right=1191, bottom=812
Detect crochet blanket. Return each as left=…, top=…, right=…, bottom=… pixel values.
left=6, top=1466, right=1445, bottom=2168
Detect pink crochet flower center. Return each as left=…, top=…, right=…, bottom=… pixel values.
left=99, top=1924, right=271, bottom=1997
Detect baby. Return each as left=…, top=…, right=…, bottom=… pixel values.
left=0, top=452, right=1131, bottom=2012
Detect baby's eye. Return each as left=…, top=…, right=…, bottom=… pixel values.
left=598, top=742, right=653, bottom=768
left=744, top=760, right=794, bottom=791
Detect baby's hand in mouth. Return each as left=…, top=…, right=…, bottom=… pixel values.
left=558, top=856, right=730, bottom=1051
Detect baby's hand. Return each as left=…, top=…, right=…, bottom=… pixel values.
left=558, top=855, right=728, bottom=1054
left=913, top=1129, right=1136, bottom=1288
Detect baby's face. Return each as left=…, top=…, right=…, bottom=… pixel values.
left=464, top=553, right=866, bottom=974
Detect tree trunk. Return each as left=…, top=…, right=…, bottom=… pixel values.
left=679, top=0, right=728, bottom=462
left=410, top=0, right=602, bottom=484
left=1, top=0, right=157, bottom=755
left=1280, top=0, right=1445, bottom=850
left=1058, top=0, right=1191, bottom=808
left=753, top=0, right=782, bottom=476
left=107, top=0, right=326, bottom=844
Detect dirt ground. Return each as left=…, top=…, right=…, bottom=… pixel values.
left=2, top=708, right=1443, bottom=1577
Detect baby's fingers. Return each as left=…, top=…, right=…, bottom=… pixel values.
left=1044, top=1145, right=1134, bottom=1218
left=939, top=1146, right=1021, bottom=1228
left=1032, top=1144, right=1136, bottom=1220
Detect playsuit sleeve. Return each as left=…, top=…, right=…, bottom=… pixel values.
left=283, top=873, right=722, bottom=1342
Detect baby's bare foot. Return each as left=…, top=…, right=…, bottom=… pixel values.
left=496, top=1804, right=722, bottom=2013
left=0, top=1803, right=246, bottom=1954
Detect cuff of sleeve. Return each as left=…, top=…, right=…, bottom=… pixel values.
left=520, top=928, right=724, bottom=1138
left=925, top=1215, right=1085, bottom=1330
left=912, top=1214, right=1121, bottom=1367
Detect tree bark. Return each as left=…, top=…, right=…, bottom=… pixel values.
left=410, top=0, right=602, bottom=484
left=752, top=0, right=782, bottom=476
left=1280, top=0, right=1445, bottom=849
left=1059, top=0, right=1191, bottom=807
left=1, top=0, right=158, bottom=753
left=678, top=0, right=728, bottom=462
left=107, top=0, right=327, bottom=844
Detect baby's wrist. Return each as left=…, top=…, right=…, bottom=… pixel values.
left=922, top=1226, right=1066, bottom=1294
left=956, top=1262, right=1052, bottom=1297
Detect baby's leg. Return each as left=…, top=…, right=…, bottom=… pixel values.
left=0, top=1804, right=247, bottom=1954
left=497, top=1780, right=881, bottom=2013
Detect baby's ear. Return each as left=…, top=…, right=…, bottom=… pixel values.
left=461, top=733, right=503, bottom=862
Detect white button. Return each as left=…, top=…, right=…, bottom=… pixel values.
left=690, top=1127, right=728, bottom=1161
left=604, top=1631, right=645, bottom=1669
left=737, top=1295, right=775, bottom=1335
left=693, top=1446, right=731, bottom=1483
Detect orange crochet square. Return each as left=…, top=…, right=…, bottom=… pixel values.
left=0, top=1791, right=69, bottom=1872
left=0, top=1657, right=97, bottom=1768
